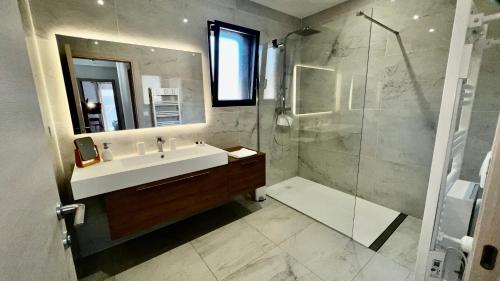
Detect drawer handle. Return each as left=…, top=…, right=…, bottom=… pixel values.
left=136, top=171, right=212, bottom=191
left=240, top=159, right=259, bottom=166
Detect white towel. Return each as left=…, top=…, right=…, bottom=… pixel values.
left=228, top=148, right=257, bottom=158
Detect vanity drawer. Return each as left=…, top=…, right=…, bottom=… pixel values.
left=105, top=165, right=228, bottom=240
left=227, top=153, right=265, bottom=197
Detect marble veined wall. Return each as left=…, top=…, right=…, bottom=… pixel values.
left=19, top=0, right=299, bottom=256
left=20, top=0, right=300, bottom=200
left=299, top=0, right=456, bottom=218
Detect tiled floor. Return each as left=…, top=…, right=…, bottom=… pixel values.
left=78, top=197, right=421, bottom=281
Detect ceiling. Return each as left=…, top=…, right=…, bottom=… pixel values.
left=250, top=0, right=348, bottom=19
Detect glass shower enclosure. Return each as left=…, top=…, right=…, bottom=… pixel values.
left=258, top=8, right=389, bottom=245
left=258, top=0, right=452, bottom=252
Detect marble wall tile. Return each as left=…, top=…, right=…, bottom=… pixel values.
left=298, top=112, right=363, bottom=157
left=473, top=72, right=500, bottom=112
left=375, top=109, right=438, bottom=167
left=28, top=0, right=119, bottom=39
left=461, top=111, right=499, bottom=181
left=378, top=78, right=444, bottom=113
left=376, top=48, right=449, bottom=82
left=356, top=157, right=429, bottom=218
left=191, top=220, right=275, bottom=280
left=461, top=45, right=500, bottom=182
left=280, top=222, right=374, bottom=281
left=359, top=109, right=379, bottom=157
left=298, top=146, right=359, bottom=195
left=383, top=10, right=454, bottom=56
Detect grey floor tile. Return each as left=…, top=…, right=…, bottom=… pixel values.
left=233, top=196, right=282, bottom=213
left=244, top=203, right=314, bottom=244
left=222, top=247, right=322, bottom=281
left=378, top=216, right=422, bottom=270
left=191, top=220, right=275, bottom=280
left=405, top=271, right=415, bottom=281
left=280, top=222, right=375, bottom=281
left=113, top=243, right=216, bottom=281
left=352, top=254, right=410, bottom=281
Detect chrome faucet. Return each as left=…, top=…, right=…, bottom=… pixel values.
left=157, top=136, right=166, bottom=152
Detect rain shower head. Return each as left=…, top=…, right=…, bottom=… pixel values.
left=271, top=26, right=320, bottom=49
left=295, top=26, right=321, bottom=36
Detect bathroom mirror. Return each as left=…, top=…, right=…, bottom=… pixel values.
left=56, top=35, right=205, bottom=134
left=293, top=65, right=335, bottom=115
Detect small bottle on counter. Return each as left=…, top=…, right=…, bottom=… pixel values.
left=136, top=142, right=146, bottom=155
left=169, top=138, right=177, bottom=151
left=102, top=142, right=114, bottom=162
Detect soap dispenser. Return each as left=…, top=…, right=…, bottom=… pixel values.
left=102, top=142, right=114, bottom=162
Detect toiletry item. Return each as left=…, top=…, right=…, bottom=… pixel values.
left=228, top=148, right=257, bottom=158
left=169, top=138, right=177, bottom=151
left=136, top=142, right=146, bottom=155
left=102, top=142, right=114, bottom=162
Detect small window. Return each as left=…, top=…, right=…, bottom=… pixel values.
left=208, top=21, right=260, bottom=107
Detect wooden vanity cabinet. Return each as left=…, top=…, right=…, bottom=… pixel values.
left=105, top=148, right=265, bottom=240
left=226, top=148, right=266, bottom=198
left=105, top=165, right=228, bottom=240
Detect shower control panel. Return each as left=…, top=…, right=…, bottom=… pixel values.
left=426, top=251, right=445, bottom=280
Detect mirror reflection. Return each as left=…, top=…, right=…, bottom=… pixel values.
left=294, top=65, right=336, bottom=115
left=56, top=35, right=205, bottom=134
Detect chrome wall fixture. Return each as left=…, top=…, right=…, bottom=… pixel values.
left=356, top=11, right=399, bottom=35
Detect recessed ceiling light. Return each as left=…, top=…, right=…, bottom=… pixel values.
left=151, top=48, right=155, bottom=52
left=97, top=0, right=104, bottom=6
left=413, top=14, right=419, bottom=20
left=93, top=41, right=99, bottom=45
left=183, top=18, right=188, bottom=23
left=429, top=28, right=435, bottom=33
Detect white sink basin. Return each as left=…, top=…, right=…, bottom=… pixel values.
left=71, top=144, right=228, bottom=200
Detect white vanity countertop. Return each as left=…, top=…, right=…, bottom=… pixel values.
left=71, top=144, right=228, bottom=200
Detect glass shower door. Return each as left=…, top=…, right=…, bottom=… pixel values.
left=261, top=10, right=372, bottom=239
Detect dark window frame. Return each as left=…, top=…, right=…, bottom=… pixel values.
left=207, top=20, right=260, bottom=107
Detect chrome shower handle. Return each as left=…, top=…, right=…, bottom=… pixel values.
left=56, top=203, right=85, bottom=226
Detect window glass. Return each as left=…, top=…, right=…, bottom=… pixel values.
left=218, top=29, right=252, bottom=101
left=208, top=21, right=260, bottom=107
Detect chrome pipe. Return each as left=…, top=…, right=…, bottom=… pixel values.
left=356, top=11, right=399, bottom=35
